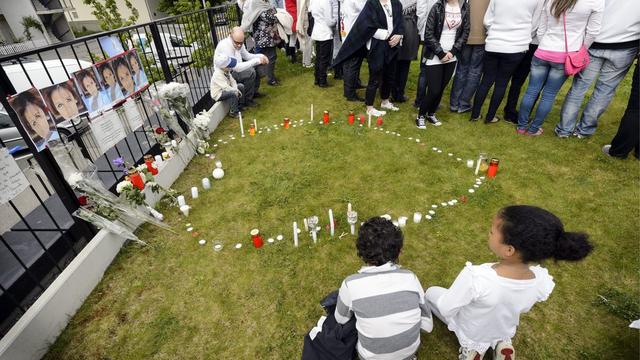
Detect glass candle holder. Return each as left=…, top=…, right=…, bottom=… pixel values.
left=323, top=111, right=329, bottom=124
left=348, top=111, right=355, bottom=125
left=249, top=124, right=256, bottom=136
left=128, top=171, right=145, bottom=190
left=283, top=117, right=290, bottom=129
left=144, top=155, right=158, bottom=175
left=487, top=158, right=500, bottom=178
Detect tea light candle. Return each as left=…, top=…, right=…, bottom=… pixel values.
left=199, top=239, right=206, bottom=246
left=191, top=187, right=199, bottom=199
left=328, top=209, right=335, bottom=237
left=293, top=222, right=299, bottom=247
left=213, top=244, right=223, bottom=251
left=429, top=210, right=435, bottom=215
left=398, top=216, right=408, bottom=228
left=276, top=235, right=283, bottom=241
left=177, top=195, right=186, bottom=207
left=180, top=205, right=190, bottom=217
left=381, top=214, right=392, bottom=220
left=468, top=189, right=475, bottom=193
left=413, top=212, right=422, bottom=223
left=202, top=178, right=211, bottom=189
left=215, top=160, right=222, bottom=169
left=425, top=215, right=432, bottom=220
left=432, top=205, right=438, bottom=208
left=235, top=243, right=242, bottom=249
left=267, top=238, right=275, bottom=244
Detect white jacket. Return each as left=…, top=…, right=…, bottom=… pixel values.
left=210, top=69, right=239, bottom=101
left=537, top=0, right=604, bottom=52
left=484, top=0, right=545, bottom=53
left=310, top=0, right=337, bottom=41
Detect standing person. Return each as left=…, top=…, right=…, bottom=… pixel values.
left=502, top=41, right=539, bottom=124
left=214, top=27, right=269, bottom=104
left=391, top=0, right=419, bottom=103
left=284, top=0, right=299, bottom=63
left=333, top=0, right=405, bottom=117
left=241, top=0, right=280, bottom=86
left=416, top=0, right=470, bottom=129
left=517, top=0, right=604, bottom=136
left=603, top=60, right=639, bottom=159
left=310, top=0, right=338, bottom=87
left=448, top=0, right=490, bottom=113
left=415, top=0, right=437, bottom=107
left=341, top=0, right=368, bottom=101
left=556, top=0, right=640, bottom=138
left=297, top=0, right=315, bottom=68
left=330, top=0, right=343, bottom=80
left=469, top=0, right=544, bottom=124
left=426, top=205, right=593, bottom=360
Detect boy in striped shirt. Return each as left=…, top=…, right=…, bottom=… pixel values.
left=335, top=217, right=433, bottom=360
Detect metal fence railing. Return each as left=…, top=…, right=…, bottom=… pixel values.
left=0, top=2, right=240, bottom=337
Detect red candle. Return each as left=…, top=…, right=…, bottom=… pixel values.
left=348, top=111, right=355, bottom=125
left=144, top=155, right=158, bottom=175
left=323, top=111, right=329, bottom=124
left=376, top=117, right=383, bottom=126
left=129, top=172, right=145, bottom=190
left=250, top=229, right=263, bottom=248
left=487, top=158, right=500, bottom=178
left=359, top=114, right=365, bottom=124
left=284, top=117, right=290, bottom=129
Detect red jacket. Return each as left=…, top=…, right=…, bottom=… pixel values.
left=284, top=0, right=298, bottom=32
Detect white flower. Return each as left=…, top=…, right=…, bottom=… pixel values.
left=152, top=163, right=158, bottom=169
left=146, top=181, right=157, bottom=188
left=157, top=82, right=190, bottom=100
left=193, top=111, right=210, bottom=131
left=136, top=164, right=148, bottom=173
left=67, top=172, right=83, bottom=187
left=116, top=181, right=133, bottom=194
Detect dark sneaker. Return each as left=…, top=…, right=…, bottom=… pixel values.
left=458, top=106, right=472, bottom=113
left=416, top=116, right=427, bottom=129
left=426, top=114, right=442, bottom=126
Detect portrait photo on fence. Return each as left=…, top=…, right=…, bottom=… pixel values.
left=41, top=80, right=88, bottom=123
left=96, top=61, right=125, bottom=104
left=111, top=54, right=138, bottom=98
left=8, top=88, right=60, bottom=152
left=73, top=67, right=110, bottom=113
left=126, top=49, right=149, bottom=90
left=98, top=35, right=125, bottom=57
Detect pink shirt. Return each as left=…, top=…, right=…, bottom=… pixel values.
left=534, top=48, right=578, bottom=63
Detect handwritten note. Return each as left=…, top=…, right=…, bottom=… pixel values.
left=90, top=110, right=127, bottom=155
left=123, top=99, right=144, bottom=131
left=0, top=148, right=29, bottom=205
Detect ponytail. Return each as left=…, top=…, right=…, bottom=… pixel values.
left=554, top=231, right=593, bottom=261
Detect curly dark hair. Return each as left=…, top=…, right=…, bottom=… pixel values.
left=497, top=205, right=593, bottom=263
left=356, top=217, right=403, bottom=266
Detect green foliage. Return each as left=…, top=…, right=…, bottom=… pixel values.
left=159, top=0, right=216, bottom=15
left=20, top=16, right=44, bottom=41
left=595, top=288, right=640, bottom=321
left=82, top=0, right=140, bottom=31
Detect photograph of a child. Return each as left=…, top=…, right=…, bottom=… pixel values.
left=112, top=55, right=138, bottom=97
left=73, top=67, right=110, bottom=113
left=97, top=62, right=124, bottom=103
left=126, top=50, right=148, bottom=89
left=41, top=80, right=87, bottom=123
left=8, top=88, right=60, bottom=152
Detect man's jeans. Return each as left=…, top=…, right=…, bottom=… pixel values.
left=449, top=44, right=485, bottom=110
left=232, top=67, right=257, bottom=101
left=557, top=46, right=638, bottom=136
left=218, top=83, right=245, bottom=115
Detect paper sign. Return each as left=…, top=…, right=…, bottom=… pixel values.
left=0, top=148, right=29, bottom=205
left=123, top=99, right=144, bottom=131
left=89, top=111, right=127, bottom=155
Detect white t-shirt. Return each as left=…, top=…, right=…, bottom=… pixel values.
left=432, top=262, right=555, bottom=353
left=426, top=3, right=462, bottom=65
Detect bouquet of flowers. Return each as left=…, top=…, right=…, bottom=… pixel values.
left=112, top=157, right=177, bottom=207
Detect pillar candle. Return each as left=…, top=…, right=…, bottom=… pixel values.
left=368, top=113, right=372, bottom=128
left=413, top=212, right=422, bottom=223
left=180, top=205, right=190, bottom=217
left=202, top=178, right=211, bottom=190
left=191, top=186, right=198, bottom=199
left=238, top=112, right=245, bottom=137
left=177, top=195, right=186, bottom=207
left=310, top=104, right=313, bottom=122
left=293, top=222, right=299, bottom=247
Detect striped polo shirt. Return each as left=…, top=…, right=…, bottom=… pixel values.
left=334, top=262, right=433, bottom=360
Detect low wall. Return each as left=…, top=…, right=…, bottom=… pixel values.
left=0, top=101, right=229, bottom=360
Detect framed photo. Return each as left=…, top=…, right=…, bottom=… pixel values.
left=7, top=88, right=60, bottom=152
left=41, top=79, right=88, bottom=124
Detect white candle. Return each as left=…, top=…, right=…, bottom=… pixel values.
left=398, top=217, right=407, bottom=228
left=202, top=178, right=211, bottom=189
left=368, top=113, right=371, bottom=128
left=311, top=104, right=313, bottom=122
left=154, top=155, right=163, bottom=165
left=199, top=239, right=206, bottom=246
left=146, top=206, right=164, bottom=221
left=180, top=205, right=190, bottom=217
left=238, top=112, right=245, bottom=137
left=293, top=222, right=299, bottom=247
left=350, top=223, right=356, bottom=235
left=191, top=186, right=198, bottom=199
left=215, top=160, right=222, bottom=169
left=303, top=218, right=309, bottom=231
left=171, top=139, right=178, bottom=148
left=348, top=202, right=352, bottom=212
left=328, top=209, right=334, bottom=237
left=253, top=119, right=257, bottom=131
left=311, top=229, right=317, bottom=244
left=467, top=160, right=474, bottom=168
left=177, top=195, right=186, bottom=207
left=413, top=212, right=422, bottom=223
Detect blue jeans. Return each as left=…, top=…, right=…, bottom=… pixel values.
left=556, top=46, right=638, bottom=136
left=449, top=44, right=485, bottom=110
left=517, top=56, right=568, bottom=134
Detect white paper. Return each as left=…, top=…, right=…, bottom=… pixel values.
left=123, top=99, right=144, bottom=131
left=0, top=148, right=29, bottom=205
left=89, top=111, right=127, bottom=155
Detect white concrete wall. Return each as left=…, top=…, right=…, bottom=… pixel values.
left=66, top=0, right=153, bottom=26
left=0, top=2, right=47, bottom=43
left=0, top=101, right=229, bottom=360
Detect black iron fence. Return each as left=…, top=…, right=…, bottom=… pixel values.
left=0, top=3, right=240, bottom=337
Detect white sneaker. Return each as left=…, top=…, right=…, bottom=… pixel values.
left=459, top=347, right=483, bottom=360
left=416, top=116, right=427, bottom=130
left=426, top=114, right=442, bottom=126
left=380, top=101, right=400, bottom=111
left=367, top=108, right=386, bottom=117
left=494, top=341, right=515, bottom=360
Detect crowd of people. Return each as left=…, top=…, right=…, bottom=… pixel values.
left=210, top=0, right=638, bottom=158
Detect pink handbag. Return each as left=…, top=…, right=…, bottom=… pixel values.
left=563, top=13, right=590, bottom=76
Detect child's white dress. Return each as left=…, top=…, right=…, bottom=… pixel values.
left=425, top=262, right=555, bottom=353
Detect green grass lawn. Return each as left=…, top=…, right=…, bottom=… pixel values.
left=45, top=54, right=639, bottom=359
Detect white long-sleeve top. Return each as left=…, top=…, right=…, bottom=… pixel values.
left=432, top=262, right=555, bottom=353
left=209, top=68, right=239, bottom=101
left=483, top=0, right=544, bottom=53
left=595, top=0, right=640, bottom=44
left=213, top=37, right=262, bottom=73
left=417, top=0, right=438, bottom=41
left=537, top=0, right=604, bottom=51
left=342, top=0, right=367, bottom=37
left=310, top=0, right=338, bottom=40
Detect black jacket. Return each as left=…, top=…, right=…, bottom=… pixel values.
left=421, top=0, right=470, bottom=63
left=333, top=0, right=405, bottom=72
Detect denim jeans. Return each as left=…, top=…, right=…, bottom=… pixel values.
left=517, top=56, right=568, bottom=134
left=218, top=83, right=245, bottom=115
left=449, top=44, right=485, bottom=110
left=556, top=46, right=639, bottom=136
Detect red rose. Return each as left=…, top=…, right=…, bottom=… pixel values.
left=155, top=127, right=166, bottom=134
left=78, top=195, right=88, bottom=206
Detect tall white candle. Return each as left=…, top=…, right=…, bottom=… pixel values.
left=311, top=104, right=313, bottom=122
left=328, top=209, right=334, bottom=237
left=293, top=221, right=299, bottom=247
left=303, top=218, right=309, bottom=231
left=238, top=112, right=245, bottom=137
left=177, top=195, right=186, bottom=207
left=191, top=186, right=198, bottom=199
left=368, top=113, right=371, bottom=128
left=350, top=224, right=356, bottom=235
left=311, top=229, right=317, bottom=244
left=253, top=119, right=257, bottom=131
left=202, top=178, right=211, bottom=189
left=348, top=202, right=352, bottom=212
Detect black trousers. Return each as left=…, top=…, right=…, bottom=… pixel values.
left=314, top=40, right=333, bottom=85
left=256, top=47, right=277, bottom=82
left=471, top=51, right=526, bottom=121
left=609, top=62, right=639, bottom=159
left=392, top=59, right=412, bottom=100
left=419, top=62, right=457, bottom=116
left=365, top=60, right=396, bottom=106
left=343, top=48, right=366, bottom=98
left=504, top=44, right=538, bottom=119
